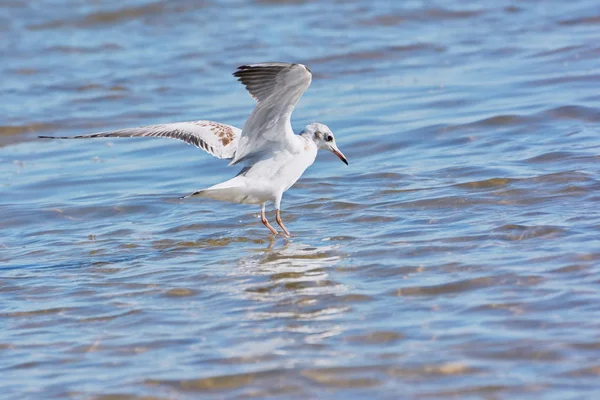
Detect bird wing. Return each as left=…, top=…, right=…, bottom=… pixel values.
left=39, top=120, right=241, bottom=160
left=230, top=62, right=312, bottom=165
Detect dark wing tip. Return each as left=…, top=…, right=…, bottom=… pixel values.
left=233, top=65, right=249, bottom=77
left=233, top=64, right=268, bottom=78
left=233, top=62, right=292, bottom=75
left=232, top=62, right=311, bottom=102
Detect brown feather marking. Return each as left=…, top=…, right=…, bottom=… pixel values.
left=192, top=120, right=234, bottom=147
left=209, top=122, right=234, bottom=147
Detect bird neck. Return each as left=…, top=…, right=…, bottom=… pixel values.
left=299, top=132, right=319, bottom=149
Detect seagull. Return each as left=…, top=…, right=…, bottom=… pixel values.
left=40, top=62, right=348, bottom=236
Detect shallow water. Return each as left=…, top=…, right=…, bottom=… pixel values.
left=2, top=0, right=600, bottom=398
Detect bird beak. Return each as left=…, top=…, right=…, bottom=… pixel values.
left=332, top=147, right=348, bottom=165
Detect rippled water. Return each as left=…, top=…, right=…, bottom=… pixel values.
left=3, top=0, right=600, bottom=398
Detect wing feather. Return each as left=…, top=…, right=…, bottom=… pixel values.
left=231, top=62, right=312, bottom=165
left=39, top=120, right=241, bottom=160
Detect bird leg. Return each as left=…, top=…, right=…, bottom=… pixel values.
left=275, top=209, right=291, bottom=237
left=261, top=204, right=278, bottom=235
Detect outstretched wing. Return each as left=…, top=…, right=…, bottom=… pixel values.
left=230, top=62, right=312, bottom=165
left=39, top=120, right=241, bottom=160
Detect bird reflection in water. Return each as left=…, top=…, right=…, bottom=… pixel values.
left=231, top=241, right=350, bottom=345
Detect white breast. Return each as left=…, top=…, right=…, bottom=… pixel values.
left=243, top=136, right=318, bottom=198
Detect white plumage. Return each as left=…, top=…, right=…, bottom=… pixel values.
left=40, top=62, right=348, bottom=236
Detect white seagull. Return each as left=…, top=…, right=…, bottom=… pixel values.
left=40, top=62, right=348, bottom=236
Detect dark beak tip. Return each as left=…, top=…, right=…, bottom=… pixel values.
left=332, top=149, right=348, bottom=165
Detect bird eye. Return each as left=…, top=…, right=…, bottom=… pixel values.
left=326, top=135, right=333, bottom=142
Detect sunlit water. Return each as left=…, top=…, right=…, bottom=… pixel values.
left=2, top=0, right=600, bottom=398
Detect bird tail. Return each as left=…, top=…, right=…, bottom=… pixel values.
left=180, top=190, right=204, bottom=199
left=181, top=177, right=250, bottom=203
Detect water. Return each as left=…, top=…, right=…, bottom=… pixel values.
left=2, top=0, right=600, bottom=398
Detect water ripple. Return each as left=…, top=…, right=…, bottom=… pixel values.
left=3, top=0, right=600, bottom=398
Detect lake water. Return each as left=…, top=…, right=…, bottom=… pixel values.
left=2, top=0, right=600, bottom=398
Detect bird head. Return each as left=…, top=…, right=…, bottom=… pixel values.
left=303, top=122, right=348, bottom=165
